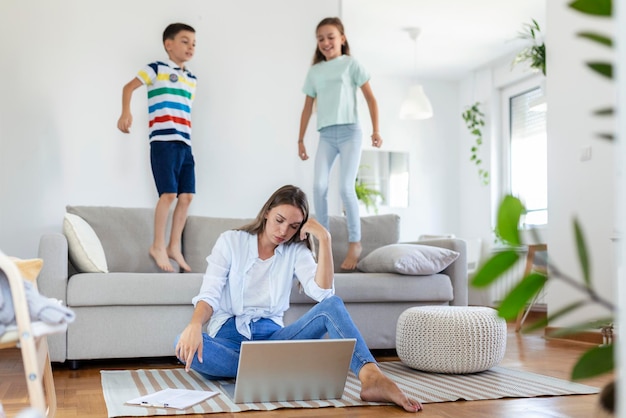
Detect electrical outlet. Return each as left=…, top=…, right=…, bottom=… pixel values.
left=580, top=146, right=592, bottom=161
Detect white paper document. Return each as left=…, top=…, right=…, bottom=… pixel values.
left=126, top=388, right=219, bottom=409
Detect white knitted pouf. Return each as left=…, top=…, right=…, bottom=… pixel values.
left=396, top=306, right=507, bottom=374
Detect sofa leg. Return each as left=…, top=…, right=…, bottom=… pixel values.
left=68, top=360, right=80, bottom=370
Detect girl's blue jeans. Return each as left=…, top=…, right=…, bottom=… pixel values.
left=313, top=123, right=362, bottom=243
left=174, top=296, right=376, bottom=379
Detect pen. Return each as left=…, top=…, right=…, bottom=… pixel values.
left=140, top=401, right=169, bottom=408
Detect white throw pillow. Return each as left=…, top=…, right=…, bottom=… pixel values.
left=63, top=213, right=109, bottom=273
left=357, top=244, right=459, bottom=275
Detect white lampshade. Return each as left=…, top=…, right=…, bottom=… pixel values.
left=399, top=84, right=433, bottom=120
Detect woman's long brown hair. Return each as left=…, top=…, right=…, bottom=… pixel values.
left=237, top=185, right=311, bottom=249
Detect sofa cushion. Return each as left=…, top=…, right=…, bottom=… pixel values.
left=67, top=272, right=203, bottom=306
left=289, top=272, right=453, bottom=304
left=328, top=214, right=400, bottom=272
left=183, top=216, right=253, bottom=273
left=63, top=213, right=109, bottom=273
left=66, top=206, right=169, bottom=273
left=357, top=244, right=460, bottom=275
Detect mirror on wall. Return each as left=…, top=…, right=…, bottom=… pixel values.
left=358, top=150, right=409, bottom=208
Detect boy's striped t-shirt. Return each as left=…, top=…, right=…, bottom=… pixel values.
left=137, top=60, right=197, bottom=145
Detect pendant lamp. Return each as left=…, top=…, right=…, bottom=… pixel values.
left=399, top=28, right=433, bottom=120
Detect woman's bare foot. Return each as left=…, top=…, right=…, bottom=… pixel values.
left=167, top=246, right=191, bottom=272
left=149, top=246, right=174, bottom=272
left=341, top=242, right=362, bottom=270
left=359, top=363, right=422, bottom=412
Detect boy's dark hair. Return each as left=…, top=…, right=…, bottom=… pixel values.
left=163, top=23, right=195, bottom=43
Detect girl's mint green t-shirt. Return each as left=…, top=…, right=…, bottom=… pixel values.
left=302, top=55, right=370, bottom=131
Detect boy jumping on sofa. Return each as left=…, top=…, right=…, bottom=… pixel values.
left=117, top=23, right=197, bottom=272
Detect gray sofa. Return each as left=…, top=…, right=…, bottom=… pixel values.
left=37, top=206, right=467, bottom=365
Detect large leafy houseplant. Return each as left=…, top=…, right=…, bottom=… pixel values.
left=472, top=0, right=614, bottom=383
left=472, top=195, right=615, bottom=380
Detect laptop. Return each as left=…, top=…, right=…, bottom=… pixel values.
left=221, top=338, right=356, bottom=404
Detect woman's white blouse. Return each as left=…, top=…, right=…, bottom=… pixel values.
left=192, top=230, right=335, bottom=338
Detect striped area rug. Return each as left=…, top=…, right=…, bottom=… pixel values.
left=101, top=362, right=599, bottom=417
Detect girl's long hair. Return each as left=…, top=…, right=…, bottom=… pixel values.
left=237, top=185, right=311, bottom=249
left=312, top=17, right=350, bottom=65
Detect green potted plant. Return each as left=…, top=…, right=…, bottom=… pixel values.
left=512, top=19, right=546, bottom=75
left=461, top=102, right=489, bottom=185
left=355, top=176, right=383, bottom=214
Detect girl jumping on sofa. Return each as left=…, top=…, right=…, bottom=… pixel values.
left=297, top=16, right=382, bottom=270
left=174, top=184, right=422, bottom=412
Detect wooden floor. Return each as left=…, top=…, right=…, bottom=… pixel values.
left=0, top=324, right=614, bottom=418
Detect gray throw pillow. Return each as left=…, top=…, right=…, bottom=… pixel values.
left=357, top=244, right=459, bottom=275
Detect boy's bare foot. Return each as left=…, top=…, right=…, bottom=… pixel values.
left=167, top=247, right=191, bottom=272
left=359, top=363, right=422, bottom=412
left=341, top=242, right=362, bottom=270
left=150, top=246, right=174, bottom=272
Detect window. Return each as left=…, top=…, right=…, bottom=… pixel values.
left=501, top=79, right=547, bottom=227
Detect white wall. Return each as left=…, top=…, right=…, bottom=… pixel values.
left=365, top=77, right=460, bottom=241
left=0, top=0, right=461, bottom=257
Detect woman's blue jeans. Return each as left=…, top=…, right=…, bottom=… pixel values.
left=313, top=124, right=362, bottom=243
left=174, top=296, right=375, bottom=379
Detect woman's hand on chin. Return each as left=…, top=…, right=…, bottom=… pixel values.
left=300, top=218, right=331, bottom=243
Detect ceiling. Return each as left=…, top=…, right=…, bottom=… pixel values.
left=342, top=0, right=546, bottom=80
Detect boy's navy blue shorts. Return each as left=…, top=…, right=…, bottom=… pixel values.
left=150, top=140, right=195, bottom=196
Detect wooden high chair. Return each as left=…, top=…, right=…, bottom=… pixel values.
left=0, top=251, right=67, bottom=417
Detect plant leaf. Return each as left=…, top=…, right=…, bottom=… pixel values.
left=568, top=0, right=612, bottom=17
left=521, top=301, right=588, bottom=337
left=594, top=107, right=613, bottom=116
left=574, top=219, right=591, bottom=287
left=532, top=300, right=587, bottom=336
left=596, top=132, right=614, bottom=140
left=498, top=272, right=547, bottom=320
left=577, top=31, right=612, bottom=47
left=546, top=316, right=614, bottom=338
left=471, top=251, right=520, bottom=288
left=587, top=62, right=613, bottom=79
left=519, top=315, right=548, bottom=333
left=497, top=195, right=524, bottom=246
left=572, top=345, right=614, bottom=380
